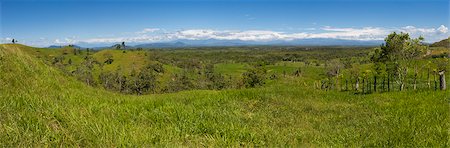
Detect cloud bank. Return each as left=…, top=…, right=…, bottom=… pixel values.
left=3, top=25, right=448, bottom=47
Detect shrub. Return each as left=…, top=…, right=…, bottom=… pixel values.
left=242, top=66, right=266, bottom=88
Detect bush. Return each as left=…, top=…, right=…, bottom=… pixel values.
left=242, top=66, right=266, bottom=88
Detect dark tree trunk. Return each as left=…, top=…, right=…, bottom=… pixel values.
left=413, top=73, right=417, bottom=90
left=362, top=78, right=365, bottom=94
left=399, top=82, right=404, bottom=91
left=387, top=74, right=390, bottom=92
left=427, top=68, right=430, bottom=89
left=345, top=79, right=348, bottom=91
left=434, top=73, right=437, bottom=91
left=373, top=76, right=377, bottom=92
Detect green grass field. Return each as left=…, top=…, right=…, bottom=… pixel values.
left=0, top=44, right=449, bottom=146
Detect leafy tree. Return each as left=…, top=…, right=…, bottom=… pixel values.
left=326, top=59, right=343, bottom=90
left=349, top=63, right=361, bottom=91
left=138, top=65, right=158, bottom=93
left=371, top=32, right=427, bottom=91
left=167, top=71, right=194, bottom=92
left=242, top=65, right=266, bottom=88
left=99, top=71, right=116, bottom=90
left=113, top=44, right=122, bottom=49
left=148, top=63, right=165, bottom=73
left=74, top=56, right=97, bottom=86
left=372, top=62, right=387, bottom=92
left=209, top=73, right=227, bottom=90
left=113, top=67, right=127, bottom=92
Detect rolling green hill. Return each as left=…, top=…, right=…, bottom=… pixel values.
left=431, top=37, right=450, bottom=48
left=0, top=44, right=448, bottom=146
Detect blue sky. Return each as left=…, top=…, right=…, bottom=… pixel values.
left=1, top=0, right=449, bottom=47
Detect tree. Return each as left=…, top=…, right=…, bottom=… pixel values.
left=167, top=71, right=194, bottom=92
left=242, top=65, right=266, bottom=88
left=125, top=69, right=139, bottom=94
left=371, top=32, right=427, bottom=91
left=148, top=63, right=165, bottom=73
left=113, top=67, right=127, bottom=92
left=375, top=62, right=387, bottom=92
left=370, top=48, right=387, bottom=92
left=139, top=64, right=158, bottom=93
left=362, top=70, right=372, bottom=93
left=126, top=66, right=158, bottom=95
left=326, top=59, right=343, bottom=90
left=99, top=71, right=116, bottom=90
left=113, top=44, right=122, bottom=49
left=406, top=36, right=428, bottom=90
left=74, top=56, right=97, bottom=86
left=12, top=39, right=16, bottom=44
left=349, top=63, right=361, bottom=92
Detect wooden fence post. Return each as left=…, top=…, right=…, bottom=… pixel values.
left=439, top=71, right=446, bottom=90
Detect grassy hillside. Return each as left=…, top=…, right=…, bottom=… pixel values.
left=0, top=44, right=449, bottom=146
left=431, top=37, right=450, bottom=48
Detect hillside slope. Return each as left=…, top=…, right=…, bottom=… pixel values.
left=431, top=37, right=450, bottom=47
left=0, top=44, right=448, bottom=146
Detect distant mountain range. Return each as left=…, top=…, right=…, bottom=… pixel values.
left=48, top=45, right=83, bottom=49
left=134, top=38, right=384, bottom=48
left=48, top=38, right=386, bottom=49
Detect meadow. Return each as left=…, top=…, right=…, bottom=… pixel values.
left=0, top=42, right=449, bottom=146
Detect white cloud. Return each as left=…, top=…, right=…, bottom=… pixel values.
left=170, top=30, right=288, bottom=41
left=54, top=37, right=77, bottom=45
left=437, top=25, right=448, bottom=34
left=399, top=25, right=449, bottom=35
left=13, top=25, right=448, bottom=47
left=163, top=27, right=390, bottom=41
left=136, top=28, right=160, bottom=34
left=311, top=26, right=388, bottom=40
left=401, top=26, right=436, bottom=34
left=1, top=37, right=13, bottom=44
left=165, top=26, right=446, bottom=42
